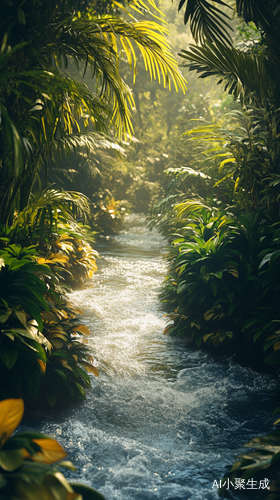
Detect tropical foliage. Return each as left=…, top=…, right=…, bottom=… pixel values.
left=0, top=189, right=99, bottom=405
left=154, top=201, right=280, bottom=369
left=219, top=404, right=280, bottom=499
left=0, top=398, right=105, bottom=499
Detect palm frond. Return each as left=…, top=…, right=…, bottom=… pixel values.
left=175, top=199, right=210, bottom=219
left=14, top=187, right=91, bottom=230
left=0, top=104, right=26, bottom=176
left=114, top=0, right=165, bottom=22
left=179, top=42, right=274, bottom=106
left=236, top=0, right=274, bottom=26
left=22, top=73, right=112, bottom=138
left=36, top=132, right=125, bottom=167
left=166, top=166, right=212, bottom=180
left=39, top=17, right=187, bottom=137
left=173, top=0, right=233, bottom=46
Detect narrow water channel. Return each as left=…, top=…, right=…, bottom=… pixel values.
left=23, top=215, right=277, bottom=499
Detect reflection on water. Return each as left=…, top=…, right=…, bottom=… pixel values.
left=22, top=215, right=276, bottom=499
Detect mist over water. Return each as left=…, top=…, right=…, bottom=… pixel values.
left=23, top=215, right=276, bottom=499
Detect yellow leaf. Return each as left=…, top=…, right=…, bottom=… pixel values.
left=267, top=335, right=278, bottom=341
left=58, top=234, right=73, bottom=241
left=24, top=438, right=67, bottom=464
left=72, top=308, right=84, bottom=316
left=47, top=254, right=69, bottom=264
left=54, top=471, right=73, bottom=492
left=67, top=493, right=82, bottom=500
left=72, top=355, right=78, bottom=362
left=37, top=257, right=46, bottom=264
left=0, top=399, right=24, bottom=447
left=42, top=311, right=55, bottom=322
left=83, top=362, right=99, bottom=377
left=163, top=325, right=172, bottom=335
left=274, top=341, right=280, bottom=351
left=51, top=339, right=64, bottom=349
left=228, top=268, right=239, bottom=278
left=203, top=334, right=213, bottom=343
left=61, top=359, right=73, bottom=371
left=72, top=325, right=91, bottom=335
left=37, top=360, right=46, bottom=374
left=47, top=327, right=67, bottom=335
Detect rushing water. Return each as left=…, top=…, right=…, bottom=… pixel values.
left=23, top=215, right=277, bottom=499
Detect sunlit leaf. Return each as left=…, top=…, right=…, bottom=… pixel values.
left=37, top=360, right=47, bottom=374
left=0, top=399, right=24, bottom=448
left=23, top=438, right=67, bottom=464
left=71, top=325, right=91, bottom=335
left=83, top=362, right=99, bottom=377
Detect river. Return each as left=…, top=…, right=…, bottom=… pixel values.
left=22, top=214, right=277, bottom=499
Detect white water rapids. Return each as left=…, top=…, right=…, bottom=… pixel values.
left=23, top=214, right=277, bottom=499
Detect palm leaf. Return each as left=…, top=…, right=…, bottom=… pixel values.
left=174, top=0, right=233, bottom=46
left=236, top=0, right=275, bottom=26
left=38, top=17, right=187, bottom=136
left=14, top=187, right=91, bottom=230
left=36, top=132, right=125, bottom=168
left=175, top=199, right=209, bottom=219
left=179, top=42, right=274, bottom=106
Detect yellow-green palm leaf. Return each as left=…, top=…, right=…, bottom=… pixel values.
left=42, top=17, right=187, bottom=136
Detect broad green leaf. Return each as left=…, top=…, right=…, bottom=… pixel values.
left=0, top=348, right=19, bottom=370
left=0, top=310, right=13, bottom=324
left=0, top=449, right=24, bottom=471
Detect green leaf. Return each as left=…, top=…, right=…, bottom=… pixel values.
left=0, top=347, right=19, bottom=369
left=47, top=392, right=58, bottom=407
left=204, top=310, right=214, bottom=321
left=0, top=473, right=7, bottom=488
left=265, top=351, right=280, bottom=365
left=0, top=449, right=24, bottom=471
left=74, top=382, right=85, bottom=395
left=253, top=330, right=265, bottom=342
left=58, top=461, right=76, bottom=471
left=0, top=310, right=13, bottom=324
left=195, top=335, right=202, bottom=347
left=3, top=332, right=15, bottom=341
left=52, top=369, right=68, bottom=381
left=70, top=483, right=106, bottom=500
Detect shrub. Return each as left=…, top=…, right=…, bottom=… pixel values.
left=0, top=398, right=105, bottom=500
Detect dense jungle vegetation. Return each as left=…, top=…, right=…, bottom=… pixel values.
left=1, top=0, right=280, bottom=498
